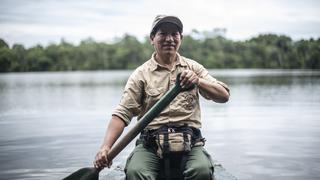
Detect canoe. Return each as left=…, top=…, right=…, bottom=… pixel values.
left=104, top=159, right=237, bottom=180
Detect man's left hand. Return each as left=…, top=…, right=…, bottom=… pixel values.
left=179, top=70, right=199, bottom=88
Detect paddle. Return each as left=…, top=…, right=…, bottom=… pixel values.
left=63, top=74, right=191, bottom=180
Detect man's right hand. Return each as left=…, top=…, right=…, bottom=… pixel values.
left=94, top=147, right=112, bottom=169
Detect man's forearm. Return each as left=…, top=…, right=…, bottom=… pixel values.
left=198, top=78, right=230, bottom=103
left=100, top=115, right=126, bottom=149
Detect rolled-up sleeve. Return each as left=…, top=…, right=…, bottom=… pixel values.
left=193, top=62, right=230, bottom=99
left=112, top=70, right=143, bottom=126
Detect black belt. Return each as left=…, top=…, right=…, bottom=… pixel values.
left=138, top=125, right=203, bottom=147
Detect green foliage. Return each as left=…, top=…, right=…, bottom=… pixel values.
left=0, top=47, right=13, bottom=72
left=0, top=32, right=319, bottom=72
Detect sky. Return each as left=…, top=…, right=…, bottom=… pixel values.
left=0, top=0, right=319, bottom=47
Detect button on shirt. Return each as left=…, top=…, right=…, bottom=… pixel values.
left=112, top=53, right=229, bottom=130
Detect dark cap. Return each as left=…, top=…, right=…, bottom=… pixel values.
left=150, top=15, right=183, bottom=37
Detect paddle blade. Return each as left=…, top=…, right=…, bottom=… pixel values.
left=63, top=167, right=99, bottom=180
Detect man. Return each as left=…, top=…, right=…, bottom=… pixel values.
left=94, top=15, right=230, bottom=180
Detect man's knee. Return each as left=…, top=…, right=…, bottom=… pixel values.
left=185, top=163, right=213, bottom=180
left=126, top=166, right=158, bottom=180
left=184, top=147, right=214, bottom=180
left=125, top=165, right=143, bottom=179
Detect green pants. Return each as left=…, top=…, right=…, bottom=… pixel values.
left=125, top=144, right=214, bottom=180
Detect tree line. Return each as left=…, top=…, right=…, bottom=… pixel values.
left=0, top=31, right=319, bottom=72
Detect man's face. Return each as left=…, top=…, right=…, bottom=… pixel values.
left=150, top=23, right=182, bottom=56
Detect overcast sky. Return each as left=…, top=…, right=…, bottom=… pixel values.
left=1, top=0, right=319, bottom=47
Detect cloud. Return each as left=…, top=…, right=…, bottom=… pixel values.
left=0, top=0, right=319, bottom=47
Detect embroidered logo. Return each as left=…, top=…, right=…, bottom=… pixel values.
left=183, top=94, right=195, bottom=111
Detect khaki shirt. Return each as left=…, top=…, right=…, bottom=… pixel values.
left=112, top=53, right=229, bottom=129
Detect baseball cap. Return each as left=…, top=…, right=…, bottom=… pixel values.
left=150, top=15, right=183, bottom=37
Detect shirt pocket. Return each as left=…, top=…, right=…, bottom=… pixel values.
left=145, top=86, right=165, bottom=107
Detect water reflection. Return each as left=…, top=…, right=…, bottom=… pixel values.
left=0, top=69, right=319, bottom=180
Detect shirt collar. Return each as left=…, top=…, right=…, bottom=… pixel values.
left=150, top=52, right=187, bottom=71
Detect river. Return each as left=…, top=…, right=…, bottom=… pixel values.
left=0, top=69, right=319, bottom=180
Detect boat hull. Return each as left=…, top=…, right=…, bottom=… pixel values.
left=104, top=160, right=237, bottom=180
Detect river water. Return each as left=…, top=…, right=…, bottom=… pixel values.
left=0, top=69, right=319, bottom=180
